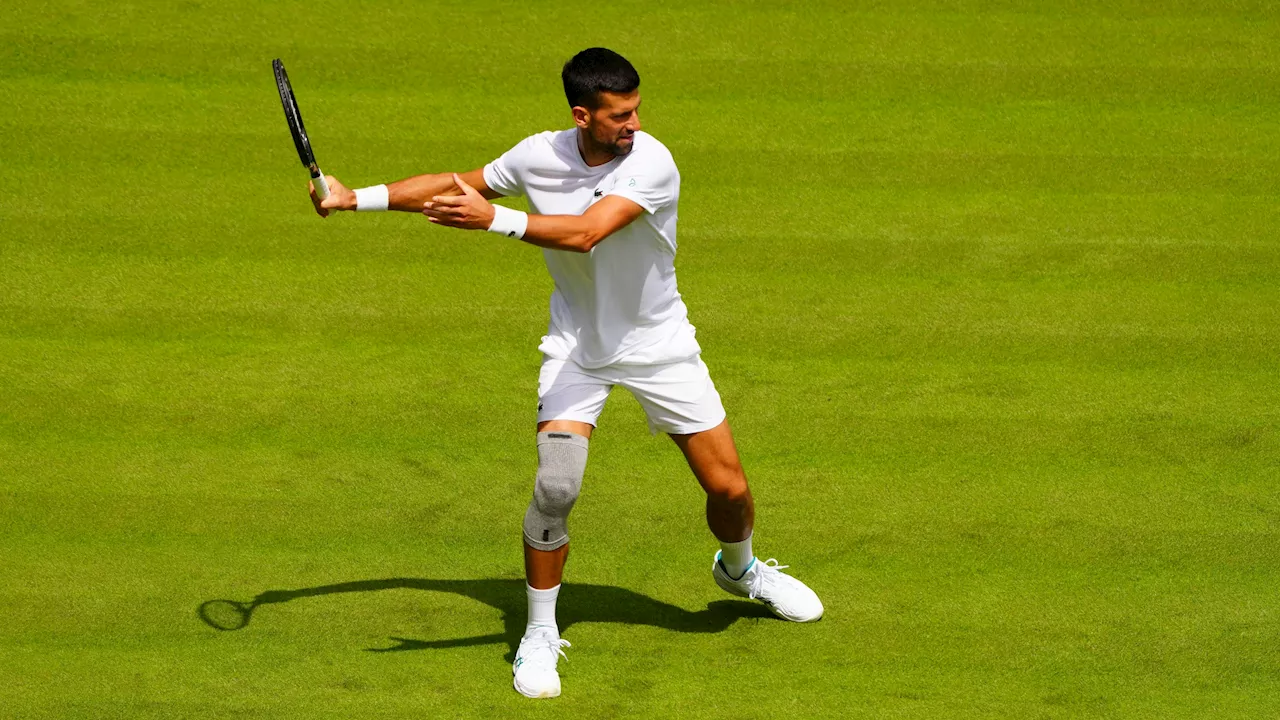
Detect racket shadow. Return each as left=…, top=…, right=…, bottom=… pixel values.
left=198, top=578, right=774, bottom=661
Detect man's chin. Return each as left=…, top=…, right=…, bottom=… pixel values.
left=611, top=140, right=635, bottom=156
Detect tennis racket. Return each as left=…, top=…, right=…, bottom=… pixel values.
left=272, top=58, right=330, bottom=200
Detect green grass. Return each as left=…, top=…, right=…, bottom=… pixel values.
left=2, top=1, right=1278, bottom=717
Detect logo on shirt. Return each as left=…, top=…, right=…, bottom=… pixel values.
left=628, top=178, right=636, bottom=187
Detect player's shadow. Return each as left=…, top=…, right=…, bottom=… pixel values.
left=198, top=578, right=773, bottom=660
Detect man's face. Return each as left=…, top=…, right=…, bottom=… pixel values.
left=578, top=90, right=642, bottom=156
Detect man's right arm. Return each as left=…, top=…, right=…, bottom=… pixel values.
left=311, top=167, right=500, bottom=217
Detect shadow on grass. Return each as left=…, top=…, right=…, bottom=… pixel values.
left=198, top=578, right=774, bottom=659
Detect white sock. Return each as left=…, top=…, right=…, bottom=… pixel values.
left=719, top=534, right=754, bottom=580
left=526, top=584, right=560, bottom=633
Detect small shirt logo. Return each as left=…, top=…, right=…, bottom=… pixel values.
left=628, top=178, right=637, bottom=187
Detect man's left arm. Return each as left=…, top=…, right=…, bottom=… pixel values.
left=424, top=174, right=644, bottom=253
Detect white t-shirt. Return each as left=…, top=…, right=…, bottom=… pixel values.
left=484, top=129, right=701, bottom=369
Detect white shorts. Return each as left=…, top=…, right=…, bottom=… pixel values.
left=537, top=355, right=727, bottom=435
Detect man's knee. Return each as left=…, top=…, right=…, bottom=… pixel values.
left=704, top=465, right=751, bottom=504
left=523, top=431, right=589, bottom=551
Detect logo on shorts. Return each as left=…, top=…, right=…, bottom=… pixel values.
left=593, top=189, right=603, bottom=198
left=538, top=403, right=544, bottom=411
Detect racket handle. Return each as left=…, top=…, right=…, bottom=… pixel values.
left=312, top=170, right=331, bottom=200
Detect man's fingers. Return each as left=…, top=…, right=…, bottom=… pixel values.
left=421, top=180, right=489, bottom=230
left=428, top=194, right=467, bottom=207
left=423, top=203, right=464, bottom=220
left=453, top=173, right=479, bottom=196
left=308, top=182, right=328, bottom=218
left=422, top=208, right=460, bottom=226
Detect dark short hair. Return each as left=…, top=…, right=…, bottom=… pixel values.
left=562, top=48, right=640, bottom=109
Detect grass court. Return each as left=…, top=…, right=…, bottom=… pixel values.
left=2, top=1, right=1277, bottom=717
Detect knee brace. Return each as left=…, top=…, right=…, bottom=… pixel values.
left=523, top=431, right=589, bottom=551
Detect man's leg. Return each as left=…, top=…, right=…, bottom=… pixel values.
left=513, top=418, right=593, bottom=699
left=525, top=419, right=594, bottom=589
left=671, top=419, right=824, bottom=623
left=670, top=418, right=754, bottom=545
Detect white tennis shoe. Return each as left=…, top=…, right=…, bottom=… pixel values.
left=512, top=625, right=570, bottom=699
left=713, top=552, right=824, bottom=622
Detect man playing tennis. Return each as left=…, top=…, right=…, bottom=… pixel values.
left=310, top=47, right=823, bottom=699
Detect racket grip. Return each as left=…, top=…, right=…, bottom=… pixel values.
left=312, top=170, right=331, bottom=200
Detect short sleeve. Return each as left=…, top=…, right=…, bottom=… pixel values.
left=606, top=154, right=679, bottom=214
left=483, top=135, right=537, bottom=198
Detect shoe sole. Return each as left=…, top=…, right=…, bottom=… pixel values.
left=513, top=677, right=561, bottom=699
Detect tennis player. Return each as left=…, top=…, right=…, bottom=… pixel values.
left=310, top=47, right=823, bottom=699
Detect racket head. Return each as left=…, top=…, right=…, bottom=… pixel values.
left=272, top=58, right=318, bottom=170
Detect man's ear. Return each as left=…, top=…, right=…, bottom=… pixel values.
left=572, top=106, right=592, bottom=129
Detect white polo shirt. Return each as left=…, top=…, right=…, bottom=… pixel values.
left=484, top=129, right=701, bottom=369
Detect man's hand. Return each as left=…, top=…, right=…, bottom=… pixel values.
left=310, top=175, right=356, bottom=217
left=422, top=174, right=496, bottom=230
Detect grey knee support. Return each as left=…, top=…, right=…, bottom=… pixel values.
left=523, top=431, right=589, bottom=551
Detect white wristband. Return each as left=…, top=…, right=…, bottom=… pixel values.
left=487, top=205, right=528, bottom=239
left=354, top=184, right=389, bottom=212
